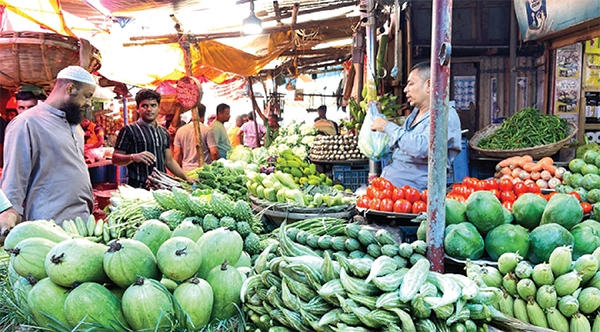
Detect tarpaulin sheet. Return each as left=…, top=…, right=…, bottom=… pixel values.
left=0, top=0, right=75, bottom=37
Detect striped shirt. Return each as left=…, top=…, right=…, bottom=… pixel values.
left=115, top=120, right=170, bottom=188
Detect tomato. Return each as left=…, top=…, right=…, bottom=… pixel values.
left=487, top=179, right=499, bottom=191
left=489, top=189, right=501, bottom=200
left=420, top=189, right=428, bottom=203
left=502, top=201, right=513, bottom=212
left=392, top=187, right=405, bottom=202
left=547, top=192, right=558, bottom=201
left=499, top=178, right=513, bottom=192
left=405, top=188, right=421, bottom=203
left=567, top=191, right=581, bottom=202
left=500, top=191, right=517, bottom=203
left=358, top=195, right=371, bottom=208
left=393, top=199, right=412, bottom=213
left=466, top=178, right=479, bottom=190
left=513, top=182, right=527, bottom=196
left=581, top=202, right=592, bottom=214
left=380, top=189, right=393, bottom=200
left=461, top=177, right=470, bottom=186
left=369, top=198, right=381, bottom=210
left=382, top=180, right=395, bottom=191
left=366, top=186, right=376, bottom=199
left=412, top=201, right=427, bottom=214
left=454, top=185, right=467, bottom=197
left=452, top=184, right=462, bottom=192
left=475, top=180, right=487, bottom=192
left=465, top=188, right=475, bottom=198
left=402, top=185, right=411, bottom=190
left=526, top=182, right=541, bottom=194
left=381, top=198, right=394, bottom=212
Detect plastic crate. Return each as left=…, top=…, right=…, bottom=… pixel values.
left=332, top=164, right=369, bottom=191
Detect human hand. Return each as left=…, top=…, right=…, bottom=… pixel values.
left=167, top=126, right=178, bottom=135
left=371, top=117, right=390, bottom=132
left=0, top=208, right=20, bottom=246
left=132, top=151, right=156, bottom=165
left=186, top=177, right=198, bottom=184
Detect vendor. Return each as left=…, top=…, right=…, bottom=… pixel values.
left=81, top=116, right=105, bottom=149
left=371, top=62, right=462, bottom=191
left=314, top=105, right=339, bottom=135
left=1, top=66, right=95, bottom=224
left=112, top=89, right=195, bottom=188
left=251, top=99, right=280, bottom=149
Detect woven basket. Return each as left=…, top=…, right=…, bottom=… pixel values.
left=469, top=122, right=578, bottom=159
left=0, top=31, right=101, bottom=88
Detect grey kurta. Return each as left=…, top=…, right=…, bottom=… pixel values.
left=1, top=103, right=93, bottom=224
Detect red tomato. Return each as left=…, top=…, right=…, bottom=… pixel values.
left=358, top=195, right=371, bottom=208
left=382, top=180, right=395, bottom=191
left=502, top=201, right=513, bottom=212
left=421, top=189, right=428, bottom=203
left=392, top=187, right=405, bottom=202
left=462, top=177, right=471, bottom=187
left=373, top=177, right=384, bottom=190
left=489, top=189, right=501, bottom=200
left=465, top=188, right=475, bottom=198
left=500, top=191, right=517, bottom=203
left=513, top=182, right=527, bottom=196
left=581, top=202, right=592, bottom=214
left=402, top=185, right=411, bottom=190
left=366, top=186, right=376, bottom=199
left=567, top=192, right=581, bottom=202
left=455, top=185, right=468, bottom=197
left=380, top=189, right=393, bottom=200
left=547, top=192, right=558, bottom=201
left=526, top=182, right=541, bottom=194
left=381, top=198, right=394, bottom=212
left=475, top=180, right=487, bottom=192
left=499, top=178, right=513, bottom=192
left=466, top=178, right=479, bottom=190
left=405, top=188, right=421, bottom=203
left=452, top=184, right=462, bottom=192
left=393, top=199, right=412, bottom=213
left=412, top=201, right=427, bottom=214
left=487, top=179, right=499, bottom=191
left=369, top=198, right=381, bottom=210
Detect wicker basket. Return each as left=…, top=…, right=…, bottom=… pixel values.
left=0, top=31, right=101, bottom=88
left=469, top=122, right=578, bottom=159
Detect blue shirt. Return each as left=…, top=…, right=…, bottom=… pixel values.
left=210, top=120, right=232, bottom=159
left=381, top=103, right=462, bottom=191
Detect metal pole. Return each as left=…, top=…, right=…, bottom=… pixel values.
left=363, top=0, right=382, bottom=178
left=427, top=0, right=453, bottom=273
left=509, top=2, right=517, bottom=116
left=122, top=97, right=128, bottom=125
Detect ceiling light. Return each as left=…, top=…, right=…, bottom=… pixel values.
left=242, top=0, right=262, bottom=35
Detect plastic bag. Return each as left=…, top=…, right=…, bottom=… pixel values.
left=358, top=102, right=391, bottom=161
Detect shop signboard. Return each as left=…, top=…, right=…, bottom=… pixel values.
left=514, top=0, right=600, bottom=41
left=554, top=43, right=582, bottom=123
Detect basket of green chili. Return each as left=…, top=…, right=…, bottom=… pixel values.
left=470, top=108, right=577, bottom=159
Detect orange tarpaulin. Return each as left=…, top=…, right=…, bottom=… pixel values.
left=0, top=0, right=75, bottom=37
left=150, top=32, right=292, bottom=86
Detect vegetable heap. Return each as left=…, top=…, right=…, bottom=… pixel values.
left=493, top=155, right=565, bottom=190
left=560, top=149, right=600, bottom=204
left=241, top=221, right=505, bottom=332
left=185, top=160, right=249, bottom=202
left=467, top=248, right=600, bottom=332
left=478, top=108, right=569, bottom=150
left=310, top=134, right=366, bottom=161
left=4, top=219, right=254, bottom=331
left=267, top=121, right=317, bottom=161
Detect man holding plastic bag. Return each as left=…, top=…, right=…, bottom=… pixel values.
left=369, top=62, right=462, bottom=191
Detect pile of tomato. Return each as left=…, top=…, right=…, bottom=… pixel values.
left=357, top=177, right=427, bottom=214
left=448, top=177, right=592, bottom=214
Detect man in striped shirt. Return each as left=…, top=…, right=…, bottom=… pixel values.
left=113, top=89, right=194, bottom=188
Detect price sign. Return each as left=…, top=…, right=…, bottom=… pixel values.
left=176, top=76, right=203, bottom=108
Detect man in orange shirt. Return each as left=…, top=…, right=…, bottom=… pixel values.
left=228, top=115, right=244, bottom=147
left=81, top=117, right=105, bottom=149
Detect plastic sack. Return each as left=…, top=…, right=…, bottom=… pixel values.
left=358, top=102, right=391, bottom=161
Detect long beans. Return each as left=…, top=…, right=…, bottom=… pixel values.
left=478, top=108, right=568, bottom=150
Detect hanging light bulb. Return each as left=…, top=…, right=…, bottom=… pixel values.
left=242, top=0, right=262, bottom=35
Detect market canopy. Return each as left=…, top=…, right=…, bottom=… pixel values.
left=0, top=0, right=358, bottom=87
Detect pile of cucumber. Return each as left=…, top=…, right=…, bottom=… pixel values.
left=470, top=247, right=600, bottom=332
left=241, top=222, right=505, bottom=332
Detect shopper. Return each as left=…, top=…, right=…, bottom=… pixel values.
left=210, top=103, right=232, bottom=158
left=207, top=114, right=217, bottom=126
left=0, top=189, right=22, bottom=245
left=314, top=105, right=338, bottom=135
left=6, top=109, right=17, bottom=122
left=112, top=89, right=194, bottom=188
left=370, top=62, right=462, bottom=191
left=16, top=88, right=45, bottom=114
left=173, top=103, right=219, bottom=171
left=238, top=112, right=266, bottom=149
left=1, top=66, right=96, bottom=224
left=228, top=116, right=244, bottom=147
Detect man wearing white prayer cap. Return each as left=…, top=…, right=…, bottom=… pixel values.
left=0, top=66, right=96, bottom=230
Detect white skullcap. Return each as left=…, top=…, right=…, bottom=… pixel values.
left=56, top=66, right=96, bottom=86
